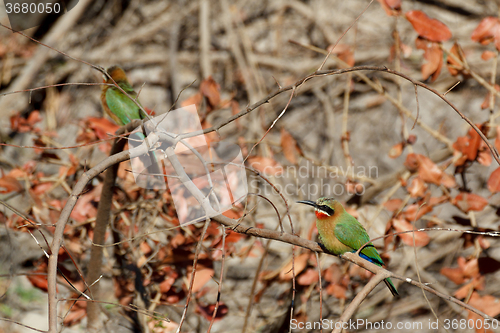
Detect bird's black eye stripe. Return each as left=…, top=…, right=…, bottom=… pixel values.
left=319, top=205, right=334, bottom=216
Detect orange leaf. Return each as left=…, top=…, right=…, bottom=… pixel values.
left=440, top=267, right=466, bottom=285
left=388, top=142, right=404, bottom=158
left=0, top=175, right=23, bottom=193
left=187, top=267, right=214, bottom=293
left=200, top=76, right=221, bottom=109
left=446, top=43, right=465, bottom=76
left=404, top=153, right=420, bottom=172
left=468, top=292, right=500, bottom=318
left=487, top=167, right=500, bottom=193
left=392, top=217, right=430, bottom=246
left=327, top=44, right=355, bottom=67
left=326, top=283, right=347, bottom=299
left=377, top=0, right=401, bottom=16
left=383, top=199, right=403, bottom=212
left=415, top=37, right=443, bottom=81
left=406, top=10, right=452, bottom=42
left=281, top=128, right=301, bottom=164
left=407, top=176, right=427, bottom=197
left=454, top=276, right=485, bottom=299
left=279, top=253, right=309, bottom=280
left=297, top=268, right=319, bottom=285
left=452, top=193, right=488, bottom=212
left=480, top=84, right=500, bottom=110
left=471, top=17, right=500, bottom=46
left=86, top=117, right=120, bottom=139
left=482, top=50, right=497, bottom=61
left=247, top=156, right=282, bottom=176
left=196, top=302, right=228, bottom=322
left=416, top=154, right=442, bottom=185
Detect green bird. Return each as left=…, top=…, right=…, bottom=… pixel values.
left=101, top=65, right=162, bottom=186
left=297, top=197, right=398, bottom=296
left=101, top=65, right=145, bottom=125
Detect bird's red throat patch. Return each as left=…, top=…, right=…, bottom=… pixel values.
left=315, top=210, right=330, bottom=219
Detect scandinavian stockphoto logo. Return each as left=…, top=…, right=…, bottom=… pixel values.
left=127, top=104, right=248, bottom=226
left=4, top=0, right=78, bottom=31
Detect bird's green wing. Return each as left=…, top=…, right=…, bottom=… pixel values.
left=335, top=216, right=385, bottom=266
left=105, top=87, right=143, bottom=125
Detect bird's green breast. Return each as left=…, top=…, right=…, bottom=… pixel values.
left=317, top=219, right=353, bottom=255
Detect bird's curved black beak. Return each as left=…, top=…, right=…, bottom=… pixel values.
left=296, top=200, right=317, bottom=208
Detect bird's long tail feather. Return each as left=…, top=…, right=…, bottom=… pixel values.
left=384, top=277, right=399, bottom=296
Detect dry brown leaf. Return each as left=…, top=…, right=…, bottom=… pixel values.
left=487, top=167, right=500, bottom=193
left=407, top=176, right=427, bottom=197
left=0, top=175, right=23, bottom=193
left=388, top=142, right=404, bottom=158
left=392, top=217, right=430, bottom=246
left=247, top=156, right=282, bottom=176
left=406, top=10, right=452, bottom=42
left=452, top=192, right=488, bottom=212
left=280, top=128, right=300, bottom=164
left=279, top=253, right=309, bottom=280
left=415, top=37, right=443, bottom=81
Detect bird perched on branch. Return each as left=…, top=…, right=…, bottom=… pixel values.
left=297, top=197, right=398, bottom=296
left=101, top=65, right=162, bottom=187
left=101, top=65, right=144, bottom=125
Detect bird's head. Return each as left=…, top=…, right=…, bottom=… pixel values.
left=103, top=65, right=128, bottom=84
left=297, top=197, right=345, bottom=220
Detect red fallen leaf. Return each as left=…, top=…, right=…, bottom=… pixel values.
left=415, top=37, right=443, bottom=81
left=447, top=43, right=466, bottom=76
left=170, top=233, right=186, bottom=248
left=200, top=76, right=221, bottom=110
left=281, top=128, right=302, bottom=164
left=458, top=257, right=480, bottom=278
left=478, top=150, right=492, bottom=166
left=10, top=110, right=42, bottom=133
left=27, top=273, right=49, bottom=292
left=406, top=10, right=452, bottom=42
left=224, top=230, right=244, bottom=245
left=0, top=175, right=23, bottom=193
left=416, top=154, right=443, bottom=184
left=323, top=264, right=343, bottom=284
left=481, top=84, right=500, bottom=110
left=327, top=44, right=355, bottom=67
left=85, top=117, right=120, bottom=141
left=454, top=276, right=485, bottom=299
left=404, top=153, right=420, bottom=172
left=471, top=17, right=500, bottom=49
left=279, top=253, right=309, bottom=280
left=70, top=184, right=101, bottom=223
left=326, top=283, right=347, bottom=299
left=482, top=50, right=497, bottom=61
left=388, top=142, right=404, bottom=158
left=392, top=217, right=430, bottom=246
left=377, top=0, right=401, bottom=16
left=407, top=176, right=427, bottom=197
left=468, top=292, right=500, bottom=317
left=496, top=126, right=500, bottom=152
left=247, top=156, right=282, bottom=176
left=440, top=266, right=466, bottom=285
left=181, top=91, right=203, bottom=110
left=159, top=275, right=177, bottom=294
left=487, top=168, right=500, bottom=193
left=63, top=308, right=86, bottom=326
left=196, top=302, right=228, bottom=321
left=402, top=202, right=433, bottom=222
left=186, top=266, right=214, bottom=293
left=452, top=192, right=488, bottom=212
left=297, top=268, right=319, bottom=286
left=383, top=199, right=403, bottom=212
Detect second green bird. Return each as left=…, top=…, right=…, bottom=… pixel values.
left=298, top=197, right=398, bottom=296
left=101, top=65, right=144, bottom=125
